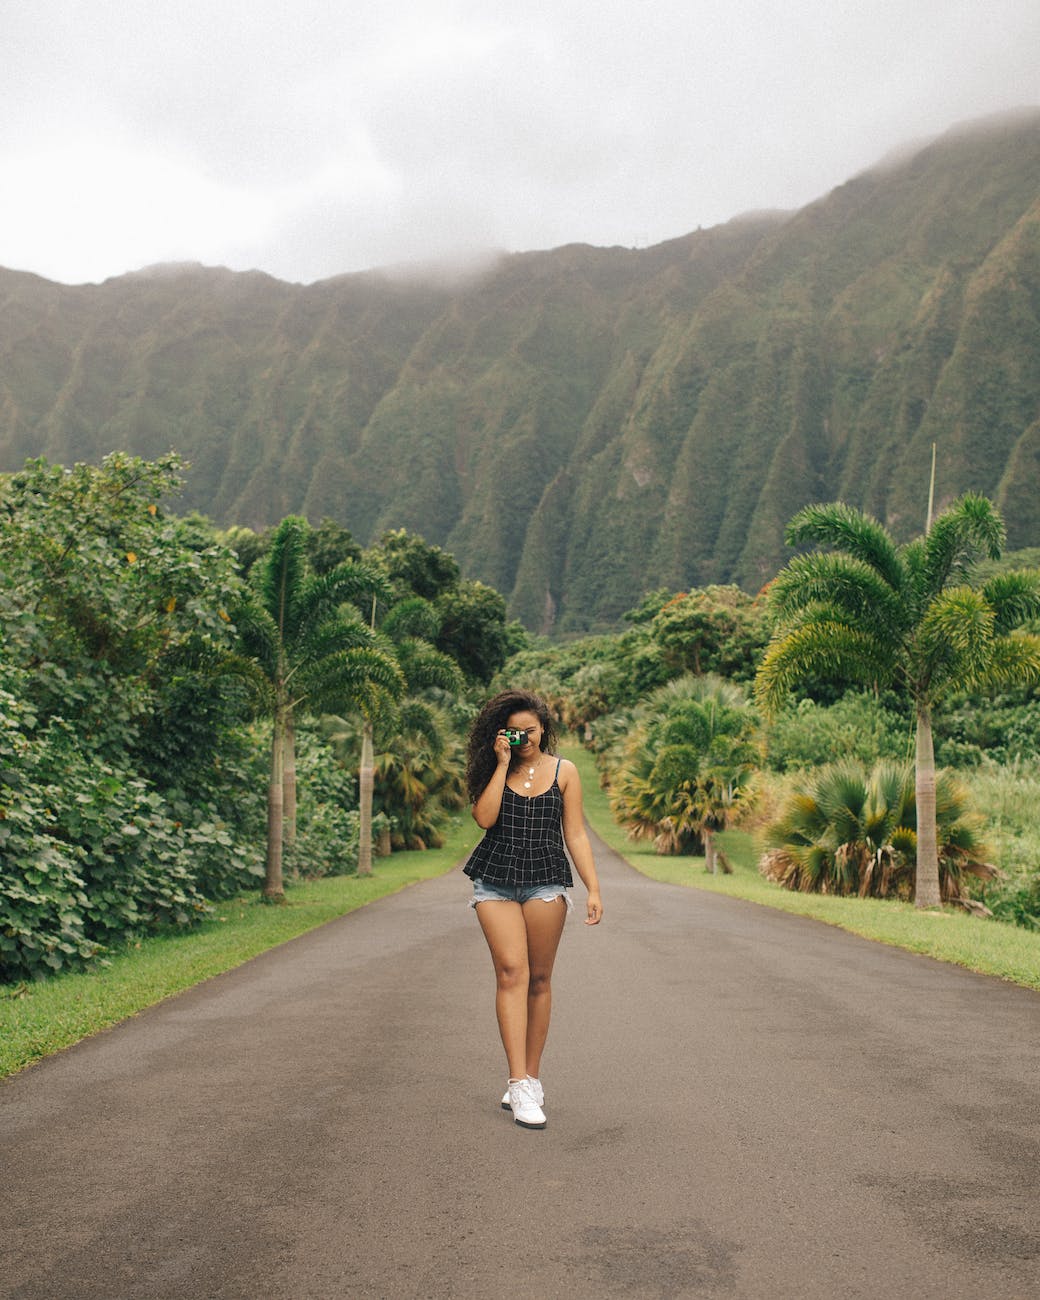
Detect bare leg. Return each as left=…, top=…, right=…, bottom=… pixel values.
left=521, top=896, right=567, bottom=1080
left=475, top=901, right=529, bottom=1079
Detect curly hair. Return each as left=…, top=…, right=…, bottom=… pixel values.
left=465, top=689, right=558, bottom=802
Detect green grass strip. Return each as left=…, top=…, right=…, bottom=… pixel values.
left=568, top=744, right=1040, bottom=992
left=0, top=817, right=474, bottom=1079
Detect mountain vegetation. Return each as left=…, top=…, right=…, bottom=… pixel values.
left=1, top=111, right=1039, bottom=635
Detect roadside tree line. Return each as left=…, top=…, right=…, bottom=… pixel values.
left=0, top=454, right=521, bottom=981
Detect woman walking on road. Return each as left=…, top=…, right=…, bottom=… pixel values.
left=463, top=689, right=603, bottom=1130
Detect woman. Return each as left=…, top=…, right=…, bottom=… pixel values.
left=463, top=689, right=603, bottom=1130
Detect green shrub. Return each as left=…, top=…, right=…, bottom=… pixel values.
left=961, top=762, right=1040, bottom=929
left=762, top=692, right=911, bottom=772
left=934, top=691, right=1040, bottom=767
left=283, top=726, right=365, bottom=877
left=0, top=683, right=265, bottom=981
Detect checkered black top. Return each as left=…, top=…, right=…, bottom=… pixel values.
left=463, top=758, right=573, bottom=888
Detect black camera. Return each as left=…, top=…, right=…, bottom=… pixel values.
left=502, top=728, right=529, bottom=747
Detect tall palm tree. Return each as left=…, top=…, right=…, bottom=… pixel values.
left=358, top=599, right=463, bottom=874
left=755, top=495, right=1040, bottom=908
left=235, top=517, right=403, bottom=901
left=325, top=596, right=464, bottom=875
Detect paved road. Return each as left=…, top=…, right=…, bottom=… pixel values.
left=2, top=830, right=1039, bottom=1299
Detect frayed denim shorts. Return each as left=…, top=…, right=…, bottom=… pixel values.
left=469, top=877, right=573, bottom=911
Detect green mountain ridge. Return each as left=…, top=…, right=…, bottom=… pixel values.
left=2, top=109, right=1039, bottom=631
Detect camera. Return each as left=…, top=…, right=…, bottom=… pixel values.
left=502, top=728, right=529, bottom=747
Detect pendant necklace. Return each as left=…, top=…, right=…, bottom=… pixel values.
left=521, top=757, right=539, bottom=790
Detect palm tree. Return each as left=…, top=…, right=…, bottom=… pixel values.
left=755, top=495, right=1040, bottom=908
left=235, top=517, right=404, bottom=902
left=327, top=596, right=464, bottom=875
left=610, top=675, right=758, bottom=861
left=760, top=760, right=995, bottom=903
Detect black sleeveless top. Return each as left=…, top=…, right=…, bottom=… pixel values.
left=463, top=758, right=573, bottom=889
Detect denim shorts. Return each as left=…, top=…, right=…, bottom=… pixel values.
left=469, top=878, right=573, bottom=911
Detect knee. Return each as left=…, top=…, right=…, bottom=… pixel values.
left=528, top=970, right=552, bottom=998
left=496, top=962, right=529, bottom=994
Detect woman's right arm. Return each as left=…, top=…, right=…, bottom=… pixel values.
left=471, top=732, right=512, bottom=828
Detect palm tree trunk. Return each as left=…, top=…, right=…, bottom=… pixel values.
left=283, top=710, right=297, bottom=854
left=704, top=828, right=717, bottom=875
left=914, top=704, right=941, bottom=909
left=264, top=709, right=287, bottom=903
left=358, top=719, right=374, bottom=877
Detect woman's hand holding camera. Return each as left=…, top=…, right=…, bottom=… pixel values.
left=493, top=730, right=512, bottom=766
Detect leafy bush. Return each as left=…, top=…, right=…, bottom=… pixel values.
left=0, top=456, right=266, bottom=981
left=762, top=692, right=911, bottom=772
left=960, top=761, right=1040, bottom=929
left=0, top=666, right=265, bottom=981
left=283, top=726, right=366, bottom=878
left=934, top=690, right=1040, bottom=767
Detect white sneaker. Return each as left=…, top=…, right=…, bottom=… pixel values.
left=501, top=1076, right=544, bottom=1110
left=507, top=1078, right=547, bottom=1129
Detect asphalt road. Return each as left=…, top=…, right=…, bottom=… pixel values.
left=2, top=830, right=1039, bottom=1300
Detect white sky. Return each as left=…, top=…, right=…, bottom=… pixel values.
left=3, top=0, right=1039, bottom=285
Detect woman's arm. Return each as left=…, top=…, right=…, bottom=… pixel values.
left=471, top=731, right=512, bottom=828
left=559, top=759, right=603, bottom=925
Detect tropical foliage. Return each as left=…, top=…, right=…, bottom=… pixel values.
left=760, top=761, right=995, bottom=905
left=232, top=516, right=404, bottom=901
left=0, top=455, right=264, bottom=980
left=762, top=692, right=911, bottom=772
left=756, top=495, right=1040, bottom=906
left=605, top=676, right=759, bottom=864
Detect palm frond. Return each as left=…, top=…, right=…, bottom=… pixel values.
left=982, top=570, right=1040, bottom=633
left=784, top=502, right=904, bottom=590
left=769, top=552, right=904, bottom=629
left=293, top=569, right=379, bottom=647
left=965, top=631, right=1040, bottom=691
left=296, top=613, right=376, bottom=668
left=755, top=621, right=892, bottom=716
left=394, top=638, right=464, bottom=693
left=924, top=493, right=1005, bottom=592
left=917, top=587, right=995, bottom=684
left=259, top=515, right=309, bottom=639
left=381, top=596, right=440, bottom=643
left=644, top=673, right=749, bottom=712
left=230, top=599, right=280, bottom=677
left=294, top=646, right=405, bottom=715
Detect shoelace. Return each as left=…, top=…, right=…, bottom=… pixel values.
left=509, top=1079, right=536, bottom=1112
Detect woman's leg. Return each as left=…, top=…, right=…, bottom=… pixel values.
left=475, top=901, right=530, bottom=1079
left=521, top=896, right=567, bottom=1080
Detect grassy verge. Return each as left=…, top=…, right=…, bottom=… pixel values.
left=568, top=744, right=1040, bottom=992
left=0, top=817, right=473, bottom=1080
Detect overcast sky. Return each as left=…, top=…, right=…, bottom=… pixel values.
left=3, top=0, right=1039, bottom=286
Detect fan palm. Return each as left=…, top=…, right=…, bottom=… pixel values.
left=234, top=516, right=403, bottom=901
left=756, top=496, right=1040, bottom=907
left=761, top=760, right=994, bottom=902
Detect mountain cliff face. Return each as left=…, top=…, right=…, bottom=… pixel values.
left=2, top=110, right=1039, bottom=631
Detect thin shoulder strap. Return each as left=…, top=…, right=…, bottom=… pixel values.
left=554, top=757, right=562, bottom=779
